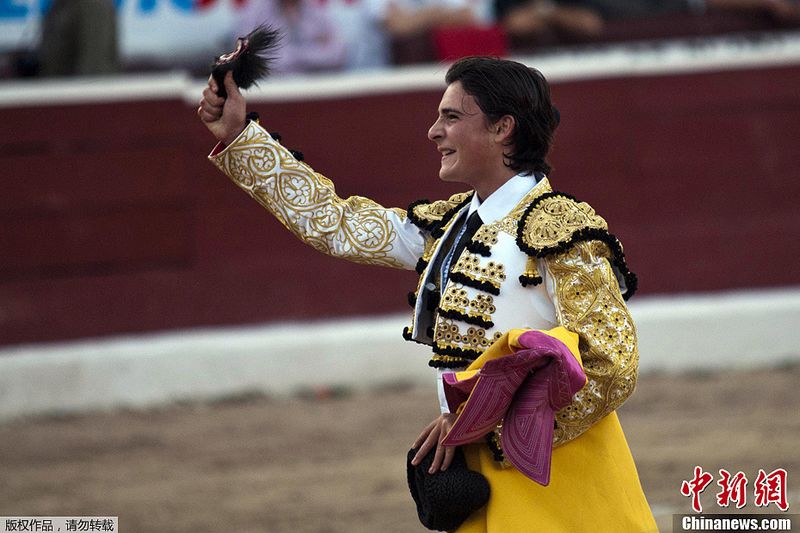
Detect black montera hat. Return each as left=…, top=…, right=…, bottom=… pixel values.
left=406, top=446, right=490, bottom=531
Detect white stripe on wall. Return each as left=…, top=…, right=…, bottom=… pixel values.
left=1, top=287, right=799, bottom=422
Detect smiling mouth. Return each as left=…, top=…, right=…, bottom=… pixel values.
left=440, top=149, right=455, bottom=158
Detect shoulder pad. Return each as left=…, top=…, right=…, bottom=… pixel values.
left=516, top=191, right=638, bottom=299
left=516, top=192, right=608, bottom=255
left=407, top=191, right=472, bottom=233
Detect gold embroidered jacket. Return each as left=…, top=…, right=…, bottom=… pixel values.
left=210, top=120, right=639, bottom=447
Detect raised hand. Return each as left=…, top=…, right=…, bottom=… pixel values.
left=197, top=71, right=247, bottom=145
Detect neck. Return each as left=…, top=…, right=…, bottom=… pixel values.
left=473, top=169, right=518, bottom=201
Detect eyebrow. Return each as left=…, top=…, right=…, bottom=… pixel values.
left=439, top=107, right=462, bottom=116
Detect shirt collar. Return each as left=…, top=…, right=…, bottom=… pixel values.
left=468, top=172, right=542, bottom=223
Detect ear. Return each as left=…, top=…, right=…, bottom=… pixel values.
left=493, top=115, right=515, bottom=145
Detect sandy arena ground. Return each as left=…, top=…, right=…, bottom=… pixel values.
left=2, top=364, right=799, bottom=532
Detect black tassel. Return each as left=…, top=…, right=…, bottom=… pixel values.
left=211, top=24, right=282, bottom=99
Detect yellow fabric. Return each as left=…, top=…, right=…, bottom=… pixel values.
left=452, top=328, right=657, bottom=533
left=458, top=326, right=581, bottom=374
left=450, top=327, right=582, bottom=414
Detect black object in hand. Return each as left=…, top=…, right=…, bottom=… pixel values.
left=407, top=447, right=490, bottom=531
left=211, top=24, right=281, bottom=99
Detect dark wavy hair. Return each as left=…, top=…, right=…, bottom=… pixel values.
left=445, top=56, right=559, bottom=175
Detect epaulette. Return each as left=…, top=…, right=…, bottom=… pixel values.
left=516, top=192, right=638, bottom=299
left=407, top=192, right=473, bottom=238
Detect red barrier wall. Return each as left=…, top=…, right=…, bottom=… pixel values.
left=2, top=64, right=799, bottom=345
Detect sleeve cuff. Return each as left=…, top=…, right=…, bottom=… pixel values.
left=436, top=369, right=451, bottom=414
left=207, top=121, right=254, bottom=159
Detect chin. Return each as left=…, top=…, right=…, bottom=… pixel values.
left=438, top=168, right=459, bottom=183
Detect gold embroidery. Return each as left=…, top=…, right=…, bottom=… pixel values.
left=519, top=255, right=542, bottom=286
left=441, top=287, right=471, bottom=313
left=521, top=256, right=541, bottom=282
left=421, top=235, right=438, bottom=262
left=212, top=123, right=409, bottom=268
left=470, top=293, right=497, bottom=318
left=434, top=318, right=503, bottom=353
left=545, top=240, right=638, bottom=447
left=430, top=354, right=472, bottom=366
left=493, top=178, right=553, bottom=238
left=472, top=225, right=499, bottom=248
left=451, top=254, right=506, bottom=291
left=411, top=192, right=472, bottom=226
left=520, top=194, right=608, bottom=251
left=439, top=287, right=496, bottom=324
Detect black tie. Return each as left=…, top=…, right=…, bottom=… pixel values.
left=440, top=210, right=483, bottom=289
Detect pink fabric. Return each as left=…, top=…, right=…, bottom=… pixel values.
left=441, top=330, right=586, bottom=486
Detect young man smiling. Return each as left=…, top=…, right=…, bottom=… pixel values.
left=199, top=57, right=657, bottom=532
left=428, top=80, right=517, bottom=199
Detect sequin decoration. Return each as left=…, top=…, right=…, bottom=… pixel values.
left=519, top=193, right=608, bottom=252
left=545, top=240, right=639, bottom=447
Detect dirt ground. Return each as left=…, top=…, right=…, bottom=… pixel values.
left=2, top=364, right=799, bottom=533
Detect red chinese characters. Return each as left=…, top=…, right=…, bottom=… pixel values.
left=681, top=466, right=714, bottom=513
left=754, top=468, right=789, bottom=511
left=681, top=467, right=790, bottom=513
left=716, top=469, right=748, bottom=509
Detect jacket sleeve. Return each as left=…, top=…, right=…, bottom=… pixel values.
left=208, top=120, right=426, bottom=270
left=542, top=239, right=639, bottom=447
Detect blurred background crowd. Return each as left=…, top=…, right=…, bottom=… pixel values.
left=1, top=0, right=800, bottom=79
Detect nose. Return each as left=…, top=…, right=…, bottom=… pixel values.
left=428, top=117, right=443, bottom=142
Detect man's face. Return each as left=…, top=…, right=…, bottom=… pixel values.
left=428, top=81, right=500, bottom=188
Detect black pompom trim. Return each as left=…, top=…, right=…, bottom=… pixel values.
left=431, top=343, right=482, bottom=361
left=402, top=326, right=433, bottom=347
left=428, top=357, right=472, bottom=369
left=449, top=272, right=500, bottom=296
left=265, top=127, right=304, bottom=162
left=431, top=195, right=473, bottom=238
left=406, top=199, right=433, bottom=230
left=486, top=432, right=505, bottom=463
left=426, top=290, right=441, bottom=311
left=519, top=274, right=543, bottom=287
left=407, top=291, right=417, bottom=308
left=466, top=240, right=491, bottom=257
left=415, top=257, right=429, bottom=274
left=516, top=191, right=638, bottom=300
left=406, top=194, right=473, bottom=237
left=437, top=308, right=494, bottom=329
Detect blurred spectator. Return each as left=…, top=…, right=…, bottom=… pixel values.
left=382, top=0, right=499, bottom=63
left=382, top=0, right=491, bottom=37
left=555, top=0, right=800, bottom=21
left=278, top=0, right=498, bottom=70
left=497, top=0, right=603, bottom=39
left=236, top=0, right=345, bottom=74
left=326, top=0, right=495, bottom=69
left=497, top=0, right=800, bottom=41
left=322, top=0, right=392, bottom=70
left=39, top=0, right=120, bottom=77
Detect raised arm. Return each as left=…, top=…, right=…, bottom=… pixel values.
left=198, top=73, right=426, bottom=269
